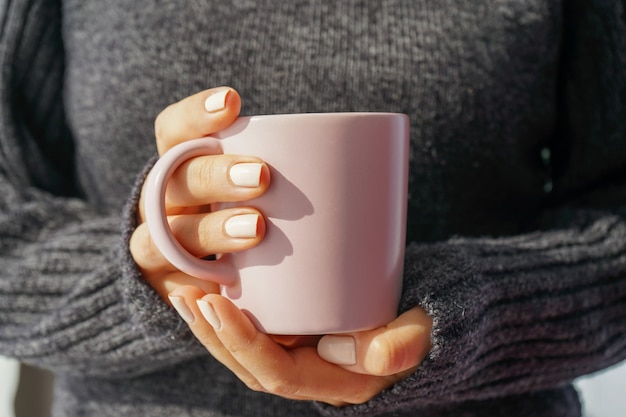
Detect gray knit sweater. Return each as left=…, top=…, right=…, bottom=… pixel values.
left=1, top=0, right=625, bottom=416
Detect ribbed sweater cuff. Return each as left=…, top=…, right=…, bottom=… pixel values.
left=406, top=216, right=626, bottom=399
left=0, top=159, right=204, bottom=378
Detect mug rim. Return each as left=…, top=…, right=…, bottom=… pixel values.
left=241, top=111, right=408, bottom=121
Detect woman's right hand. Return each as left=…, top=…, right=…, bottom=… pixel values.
left=129, top=86, right=271, bottom=301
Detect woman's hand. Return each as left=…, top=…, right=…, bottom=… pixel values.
left=168, top=285, right=433, bottom=406
left=130, top=86, right=433, bottom=405
left=130, top=86, right=270, bottom=299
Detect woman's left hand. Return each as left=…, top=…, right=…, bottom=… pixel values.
left=168, top=285, right=432, bottom=406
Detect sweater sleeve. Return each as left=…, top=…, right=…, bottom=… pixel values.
left=314, top=213, right=626, bottom=416
left=317, top=0, right=626, bottom=415
left=0, top=0, right=204, bottom=377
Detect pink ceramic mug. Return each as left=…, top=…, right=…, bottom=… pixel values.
left=144, top=112, right=409, bottom=335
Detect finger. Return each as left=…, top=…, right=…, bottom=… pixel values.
left=317, top=307, right=432, bottom=376
left=165, top=154, right=270, bottom=210
left=130, top=208, right=265, bottom=272
left=146, top=271, right=220, bottom=303
left=154, top=87, right=241, bottom=155
left=137, top=154, right=270, bottom=221
left=167, top=286, right=261, bottom=391
left=197, top=294, right=393, bottom=405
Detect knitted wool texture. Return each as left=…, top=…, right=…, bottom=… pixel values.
left=1, top=1, right=625, bottom=416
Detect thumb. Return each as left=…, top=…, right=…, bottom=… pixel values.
left=317, top=307, right=432, bottom=376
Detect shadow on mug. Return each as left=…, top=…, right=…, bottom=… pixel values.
left=218, top=164, right=314, bottom=270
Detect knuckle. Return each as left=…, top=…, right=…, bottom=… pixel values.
left=129, top=224, right=162, bottom=266
left=366, top=329, right=426, bottom=376
left=197, top=224, right=219, bottom=255
left=366, top=336, right=404, bottom=376
left=195, top=156, right=223, bottom=191
left=153, top=108, right=168, bottom=141
left=262, top=378, right=298, bottom=398
left=224, top=340, right=249, bottom=355
left=242, top=378, right=265, bottom=393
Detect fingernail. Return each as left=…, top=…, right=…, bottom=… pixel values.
left=197, top=299, right=221, bottom=330
left=224, top=214, right=259, bottom=238
left=229, top=163, right=263, bottom=187
left=168, top=295, right=195, bottom=324
left=318, top=336, right=357, bottom=366
left=204, top=88, right=230, bottom=113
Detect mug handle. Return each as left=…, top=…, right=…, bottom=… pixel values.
left=143, top=138, right=238, bottom=285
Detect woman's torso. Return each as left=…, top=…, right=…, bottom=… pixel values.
left=62, top=0, right=561, bottom=242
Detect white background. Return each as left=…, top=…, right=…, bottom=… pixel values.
left=0, top=356, right=19, bottom=417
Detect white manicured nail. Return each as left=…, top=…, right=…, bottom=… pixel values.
left=204, top=89, right=230, bottom=113
left=318, top=336, right=357, bottom=365
left=168, top=295, right=195, bottom=324
left=229, top=163, right=263, bottom=187
left=197, top=299, right=221, bottom=330
left=224, top=214, right=259, bottom=238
